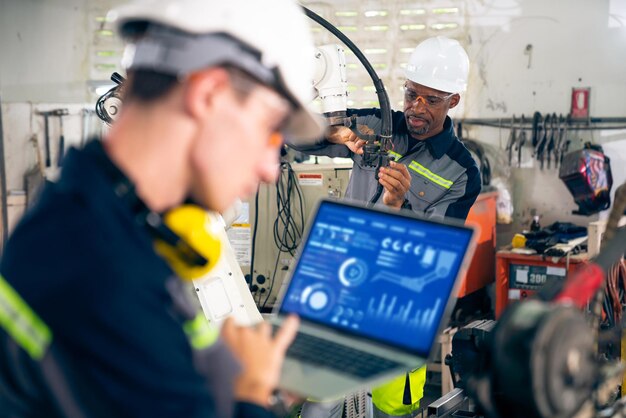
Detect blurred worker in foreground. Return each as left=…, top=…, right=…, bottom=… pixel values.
left=293, top=37, right=480, bottom=417
left=0, top=0, right=324, bottom=417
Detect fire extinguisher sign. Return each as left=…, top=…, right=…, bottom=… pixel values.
left=571, top=87, right=590, bottom=119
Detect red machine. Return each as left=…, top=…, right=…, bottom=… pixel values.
left=459, top=191, right=497, bottom=297
left=495, top=251, right=588, bottom=318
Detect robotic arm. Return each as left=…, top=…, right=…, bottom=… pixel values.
left=313, top=44, right=349, bottom=127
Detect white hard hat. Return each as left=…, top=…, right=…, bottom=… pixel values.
left=107, top=0, right=325, bottom=142
left=405, top=36, right=470, bottom=94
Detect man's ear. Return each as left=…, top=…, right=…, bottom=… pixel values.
left=183, top=68, right=230, bottom=121
left=448, top=93, right=461, bottom=109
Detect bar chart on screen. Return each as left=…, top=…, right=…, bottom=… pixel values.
left=367, top=294, right=443, bottom=331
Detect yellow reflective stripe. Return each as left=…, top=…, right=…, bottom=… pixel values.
left=0, top=275, right=52, bottom=360
left=183, top=313, right=218, bottom=350
left=388, top=151, right=403, bottom=161
left=408, top=161, right=453, bottom=189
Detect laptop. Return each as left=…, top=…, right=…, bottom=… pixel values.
left=271, top=199, right=476, bottom=399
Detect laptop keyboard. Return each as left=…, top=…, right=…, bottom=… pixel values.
left=286, top=332, right=404, bottom=378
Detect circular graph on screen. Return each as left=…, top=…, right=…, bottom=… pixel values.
left=300, top=283, right=335, bottom=317
left=338, top=257, right=369, bottom=287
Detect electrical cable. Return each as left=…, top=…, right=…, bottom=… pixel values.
left=273, top=162, right=304, bottom=255
left=262, top=162, right=305, bottom=309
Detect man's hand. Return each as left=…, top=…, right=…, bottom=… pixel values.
left=380, top=161, right=411, bottom=208
left=221, top=316, right=299, bottom=407
left=326, top=125, right=374, bottom=155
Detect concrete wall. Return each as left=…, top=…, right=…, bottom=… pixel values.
left=0, top=0, right=90, bottom=103
left=0, top=0, right=125, bottom=102
left=461, top=0, right=626, bottom=234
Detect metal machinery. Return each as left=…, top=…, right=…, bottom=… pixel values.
left=247, top=178, right=499, bottom=312
left=244, top=162, right=352, bottom=310
left=427, top=183, right=626, bottom=418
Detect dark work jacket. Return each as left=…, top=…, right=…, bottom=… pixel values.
left=0, top=141, right=274, bottom=418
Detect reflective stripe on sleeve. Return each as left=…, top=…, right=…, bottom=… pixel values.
left=0, top=275, right=52, bottom=360
left=183, top=312, right=219, bottom=350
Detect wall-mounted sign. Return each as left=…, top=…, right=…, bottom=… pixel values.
left=571, top=87, right=590, bottom=119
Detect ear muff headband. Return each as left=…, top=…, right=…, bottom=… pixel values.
left=153, top=205, right=221, bottom=281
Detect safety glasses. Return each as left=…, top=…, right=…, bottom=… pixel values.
left=403, top=85, right=455, bottom=107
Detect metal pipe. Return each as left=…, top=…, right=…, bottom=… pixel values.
left=459, top=117, right=626, bottom=131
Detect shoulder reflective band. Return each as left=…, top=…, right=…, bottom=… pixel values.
left=408, top=161, right=453, bottom=189
left=183, top=312, right=219, bottom=350
left=0, top=275, right=52, bottom=360
left=388, top=151, right=403, bottom=161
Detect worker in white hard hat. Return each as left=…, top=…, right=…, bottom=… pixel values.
left=0, top=0, right=324, bottom=417
left=294, top=36, right=481, bottom=417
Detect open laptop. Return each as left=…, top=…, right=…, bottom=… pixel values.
left=271, top=198, right=476, bottom=399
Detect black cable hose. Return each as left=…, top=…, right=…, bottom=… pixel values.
left=302, top=6, right=392, bottom=205
left=94, top=86, right=117, bottom=125
left=369, top=183, right=384, bottom=205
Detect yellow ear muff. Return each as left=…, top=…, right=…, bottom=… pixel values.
left=153, top=205, right=222, bottom=281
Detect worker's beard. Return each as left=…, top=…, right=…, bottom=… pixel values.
left=406, top=121, right=430, bottom=137
left=405, top=114, right=431, bottom=137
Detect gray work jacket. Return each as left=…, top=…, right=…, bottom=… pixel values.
left=291, top=109, right=481, bottom=221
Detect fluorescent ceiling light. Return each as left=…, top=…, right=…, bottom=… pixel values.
left=431, top=23, right=459, bottom=30
left=96, top=29, right=114, bottom=37
left=365, top=25, right=389, bottom=31
left=335, top=11, right=358, bottom=17
left=400, top=24, right=426, bottom=31
left=400, top=9, right=425, bottom=15
left=364, top=10, right=388, bottom=17
left=432, top=7, right=460, bottom=14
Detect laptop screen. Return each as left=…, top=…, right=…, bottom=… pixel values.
left=279, top=200, right=473, bottom=356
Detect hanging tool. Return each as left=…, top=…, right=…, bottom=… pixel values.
left=546, top=113, right=557, bottom=169
left=38, top=108, right=68, bottom=168
left=41, top=112, right=52, bottom=168
left=24, top=134, right=45, bottom=208
left=554, top=114, right=565, bottom=168
left=81, top=109, right=90, bottom=145
left=516, top=114, right=527, bottom=168
left=52, top=109, right=69, bottom=167
left=534, top=113, right=549, bottom=169
left=531, top=111, right=542, bottom=148
left=505, top=114, right=517, bottom=166
left=558, top=114, right=572, bottom=167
